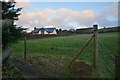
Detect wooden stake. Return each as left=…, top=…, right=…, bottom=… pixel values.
left=116, top=55, right=120, bottom=79
left=24, top=36, right=26, bottom=59
left=93, top=25, right=98, bottom=73
left=68, top=34, right=95, bottom=67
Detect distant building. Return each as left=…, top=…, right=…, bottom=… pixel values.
left=69, top=29, right=75, bottom=32
left=62, top=30, right=68, bottom=32
left=31, top=27, right=57, bottom=35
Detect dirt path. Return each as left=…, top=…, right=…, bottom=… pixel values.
left=3, top=55, right=92, bottom=78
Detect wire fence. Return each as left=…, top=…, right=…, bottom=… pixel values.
left=98, top=41, right=115, bottom=78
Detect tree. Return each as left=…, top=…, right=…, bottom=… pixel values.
left=59, top=29, right=62, bottom=32
left=1, top=1, right=24, bottom=50
left=56, top=29, right=59, bottom=33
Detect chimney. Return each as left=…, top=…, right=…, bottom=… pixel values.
left=34, top=27, right=36, bottom=30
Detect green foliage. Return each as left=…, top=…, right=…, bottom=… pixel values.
left=2, top=1, right=22, bottom=20
left=2, top=25, right=25, bottom=49
left=1, top=1, right=24, bottom=49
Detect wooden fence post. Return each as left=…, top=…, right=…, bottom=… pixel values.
left=24, top=36, right=26, bottom=59
left=93, top=25, right=98, bottom=74
left=68, top=34, right=95, bottom=67
left=115, top=55, right=120, bottom=79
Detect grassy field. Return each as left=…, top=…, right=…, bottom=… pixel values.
left=11, top=32, right=118, bottom=78
left=99, top=26, right=118, bottom=32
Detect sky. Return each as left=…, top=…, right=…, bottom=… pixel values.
left=15, top=1, right=118, bottom=32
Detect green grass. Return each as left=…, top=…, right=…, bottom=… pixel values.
left=99, top=26, right=118, bottom=32
left=12, top=32, right=118, bottom=78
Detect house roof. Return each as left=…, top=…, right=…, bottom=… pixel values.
left=31, top=27, right=56, bottom=33
left=37, top=28, right=42, bottom=30
left=44, top=28, right=55, bottom=33
left=31, top=30, right=38, bottom=33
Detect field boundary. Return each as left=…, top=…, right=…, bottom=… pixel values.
left=68, top=25, right=98, bottom=77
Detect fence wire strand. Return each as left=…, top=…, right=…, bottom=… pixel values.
left=98, top=41, right=115, bottom=78
left=98, top=41, right=115, bottom=59
left=99, top=43, right=115, bottom=65
left=99, top=53, right=115, bottom=75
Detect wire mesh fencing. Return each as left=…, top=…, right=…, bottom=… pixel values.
left=97, top=41, right=115, bottom=78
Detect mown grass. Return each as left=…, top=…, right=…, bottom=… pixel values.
left=12, top=32, right=118, bottom=78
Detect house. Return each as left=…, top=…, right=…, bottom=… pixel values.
left=31, top=27, right=57, bottom=35
left=69, top=29, right=75, bottom=32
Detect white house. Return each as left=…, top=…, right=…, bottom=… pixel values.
left=31, top=27, right=57, bottom=35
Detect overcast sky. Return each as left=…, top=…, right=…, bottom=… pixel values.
left=15, top=1, right=118, bottom=32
